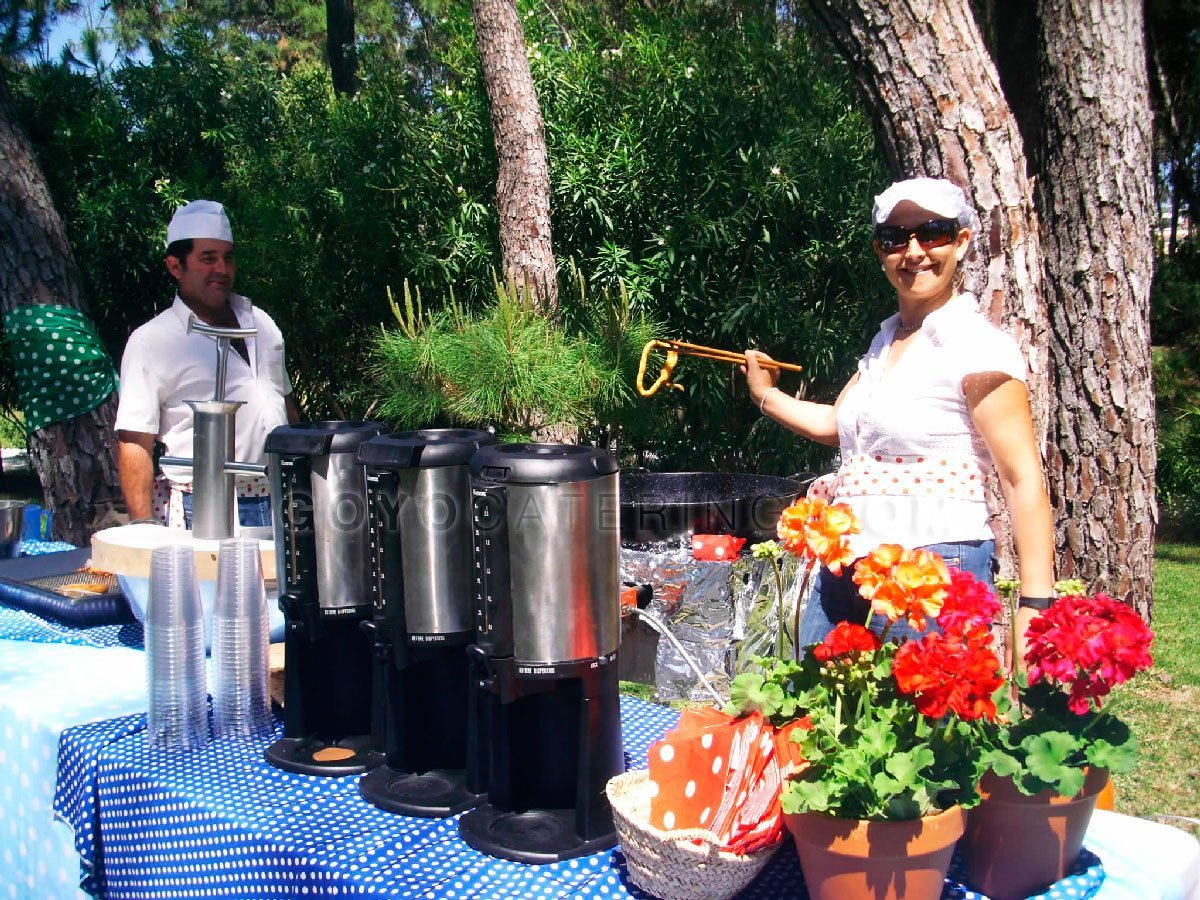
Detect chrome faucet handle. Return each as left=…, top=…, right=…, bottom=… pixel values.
left=187, top=314, right=259, bottom=401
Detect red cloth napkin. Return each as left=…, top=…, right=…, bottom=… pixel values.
left=691, top=534, right=747, bottom=561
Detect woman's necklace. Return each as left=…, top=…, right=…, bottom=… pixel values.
left=895, top=320, right=922, bottom=338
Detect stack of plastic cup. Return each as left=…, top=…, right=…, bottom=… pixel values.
left=146, top=544, right=210, bottom=751
left=211, top=538, right=273, bottom=739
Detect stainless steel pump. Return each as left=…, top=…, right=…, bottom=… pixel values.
left=157, top=316, right=266, bottom=538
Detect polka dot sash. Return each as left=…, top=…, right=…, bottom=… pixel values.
left=3, top=304, right=118, bottom=431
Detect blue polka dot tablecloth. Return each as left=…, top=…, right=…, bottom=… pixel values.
left=45, top=692, right=1115, bottom=900
left=0, top=639, right=149, bottom=900
left=0, top=602, right=143, bottom=650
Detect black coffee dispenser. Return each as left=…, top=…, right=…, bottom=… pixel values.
left=356, top=428, right=495, bottom=817
left=459, top=443, right=624, bottom=864
left=263, top=420, right=386, bottom=776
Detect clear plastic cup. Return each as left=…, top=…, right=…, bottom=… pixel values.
left=146, top=544, right=210, bottom=751
left=211, top=539, right=272, bottom=739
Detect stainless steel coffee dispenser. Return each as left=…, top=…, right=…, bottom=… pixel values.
left=263, top=420, right=386, bottom=776
left=458, top=443, right=624, bottom=863
left=356, top=428, right=495, bottom=817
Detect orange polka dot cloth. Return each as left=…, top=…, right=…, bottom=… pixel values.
left=645, top=707, right=801, bottom=855
left=690, top=534, right=746, bottom=561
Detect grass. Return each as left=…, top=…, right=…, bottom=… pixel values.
left=621, top=543, right=1200, bottom=838
left=1112, top=542, right=1200, bottom=836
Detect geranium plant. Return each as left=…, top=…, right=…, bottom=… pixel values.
left=982, top=591, right=1154, bottom=797
left=750, top=497, right=859, bottom=658
left=729, top=510, right=1006, bottom=821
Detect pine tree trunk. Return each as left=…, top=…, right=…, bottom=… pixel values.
left=805, top=0, right=1050, bottom=566
left=0, top=73, right=122, bottom=546
left=325, top=0, right=358, bottom=96
left=1035, top=0, right=1157, bottom=617
left=471, top=0, right=558, bottom=309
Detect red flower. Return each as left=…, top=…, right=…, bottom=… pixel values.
left=937, top=569, right=1002, bottom=638
left=812, top=622, right=880, bottom=662
left=893, top=628, right=1003, bottom=721
left=1024, top=594, right=1154, bottom=714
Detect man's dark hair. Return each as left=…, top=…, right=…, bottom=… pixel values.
left=165, top=239, right=194, bottom=270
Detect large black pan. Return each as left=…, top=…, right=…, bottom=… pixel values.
left=619, top=471, right=814, bottom=544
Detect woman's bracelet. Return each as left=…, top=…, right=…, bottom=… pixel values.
left=758, top=386, right=781, bottom=415
left=1017, top=595, right=1056, bottom=611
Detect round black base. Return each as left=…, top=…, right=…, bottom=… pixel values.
left=264, top=736, right=383, bottom=777
left=458, top=804, right=616, bottom=864
left=358, top=765, right=484, bottom=818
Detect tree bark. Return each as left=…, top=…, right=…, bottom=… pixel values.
left=0, top=72, right=122, bottom=545
left=471, top=0, right=558, bottom=308
left=1035, top=0, right=1157, bottom=617
left=805, top=0, right=1050, bottom=565
left=325, top=0, right=357, bottom=96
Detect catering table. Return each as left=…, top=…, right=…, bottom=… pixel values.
left=1, top=595, right=1198, bottom=900
left=0, top=606, right=147, bottom=900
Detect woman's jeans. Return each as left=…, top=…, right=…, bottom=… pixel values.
left=796, top=539, right=997, bottom=648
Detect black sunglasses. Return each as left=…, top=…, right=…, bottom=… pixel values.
left=874, top=219, right=959, bottom=253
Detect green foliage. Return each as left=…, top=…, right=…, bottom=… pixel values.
left=982, top=680, right=1138, bottom=798
left=370, top=274, right=663, bottom=440
left=11, top=1, right=885, bottom=472
left=1152, top=243, right=1200, bottom=537
left=727, top=651, right=991, bottom=821
left=0, top=409, right=26, bottom=448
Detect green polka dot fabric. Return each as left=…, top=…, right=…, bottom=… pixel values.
left=2, top=304, right=118, bottom=431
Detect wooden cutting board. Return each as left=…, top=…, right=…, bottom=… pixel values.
left=90, top=523, right=276, bottom=580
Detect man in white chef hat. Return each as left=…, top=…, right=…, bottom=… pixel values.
left=115, top=200, right=300, bottom=528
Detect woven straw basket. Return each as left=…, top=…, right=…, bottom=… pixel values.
left=606, top=770, right=778, bottom=900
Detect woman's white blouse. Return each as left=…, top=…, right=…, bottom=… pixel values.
left=820, top=293, right=1026, bottom=557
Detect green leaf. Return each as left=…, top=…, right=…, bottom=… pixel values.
left=884, top=746, right=935, bottom=789
left=727, top=672, right=785, bottom=718
left=1024, top=732, right=1087, bottom=795
left=783, top=779, right=838, bottom=814
left=1086, top=738, right=1137, bottom=774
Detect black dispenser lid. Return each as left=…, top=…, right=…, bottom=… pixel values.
left=264, top=421, right=386, bottom=456
left=356, top=428, right=496, bottom=468
left=469, top=442, right=618, bottom=484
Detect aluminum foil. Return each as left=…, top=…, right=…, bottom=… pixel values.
left=619, top=540, right=812, bottom=702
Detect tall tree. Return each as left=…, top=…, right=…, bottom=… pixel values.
left=1033, top=1, right=1157, bottom=615
left=808, top=0, right=1157, bottom=616
left=471, top=0, right=557, bottom=308
left=0, top=72, right=122, bottom=544
left=325, top=0, right=357, bottom=95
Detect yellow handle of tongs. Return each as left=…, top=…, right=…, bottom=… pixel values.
left=637, top=339, right=803, bottom=397
left=637, top=340, right=684, bottom=397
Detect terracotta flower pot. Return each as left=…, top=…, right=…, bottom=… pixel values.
left=784, top=805, right=966, bottom=900
left=960, top=767, right=1109, bottom=900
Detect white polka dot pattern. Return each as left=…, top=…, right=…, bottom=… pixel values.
left=0, top=639, right=149, bottom=898
left=0, top=622, right=1109, bottom=900
left=47, top=692, right=1110, bottom=899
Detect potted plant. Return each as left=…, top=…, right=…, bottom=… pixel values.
left=961, top=589, right=1155, bottom=899
left=729, top=509, right=1005, bottom=900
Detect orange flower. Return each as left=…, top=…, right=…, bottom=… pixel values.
left=775, top=498, right=861, bottom=574
left=853, top=545, right=950, bottom=630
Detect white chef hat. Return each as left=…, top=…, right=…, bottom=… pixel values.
left=871, top=178, right=977, bottom=231
left=166, top=200, right=233, bottom=246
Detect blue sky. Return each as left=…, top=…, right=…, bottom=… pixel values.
left=39, top=1, right=120, bottom=68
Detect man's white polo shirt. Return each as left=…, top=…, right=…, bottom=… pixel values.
left=115, top=294, right=292, bottom=485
